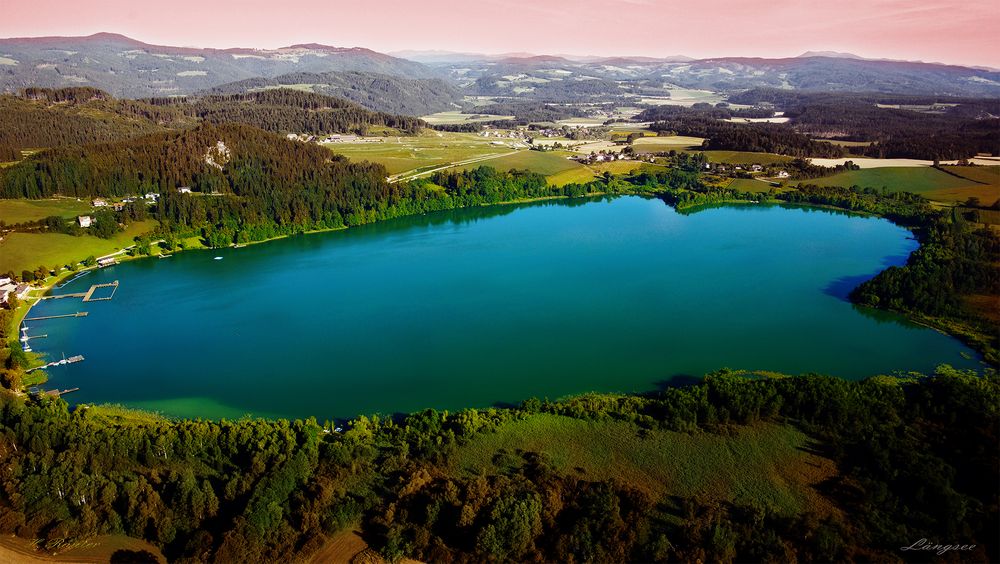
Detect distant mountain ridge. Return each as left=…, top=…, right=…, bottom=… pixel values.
left=0, top=33, right=441, bottom=102
left=1, top=33, right=998, bottom=103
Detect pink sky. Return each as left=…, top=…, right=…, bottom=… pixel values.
left=3, top=0, right=999, bottom=67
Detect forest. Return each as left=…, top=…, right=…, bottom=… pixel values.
left=0, top=360, right=995, bottom=563
left=148, top=90, right=425, bottom=135
left=729, top=88, right=1000, bottom=160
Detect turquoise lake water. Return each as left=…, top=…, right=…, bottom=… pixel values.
left=25, top=196, right=979, bottom=420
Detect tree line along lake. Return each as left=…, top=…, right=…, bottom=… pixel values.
left=24, top=196, right=980, bottom=420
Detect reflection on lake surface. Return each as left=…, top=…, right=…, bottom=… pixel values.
left=26, top=197, right=979, bottom=419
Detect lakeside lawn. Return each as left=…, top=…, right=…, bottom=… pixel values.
left=793, top=166, right=998, bottom=205
left=0, top=220, right=157, bottom=274
left=448, top=413, right=836, bottom=517
left=0, top=198, right=93, bottom=225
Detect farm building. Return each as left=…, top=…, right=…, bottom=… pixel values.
left=78, top=215, right=93, bottom=228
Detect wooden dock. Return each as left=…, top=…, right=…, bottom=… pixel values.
left=38, top=280, right=119, bottom=302
left=24, top=312, right=88, bottom=321
left=82, top=281, right=119, bottom=302
left=44, top=387, right=80, bottom=397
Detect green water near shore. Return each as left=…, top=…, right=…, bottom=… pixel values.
left=27, top=197, right=979, bottom=419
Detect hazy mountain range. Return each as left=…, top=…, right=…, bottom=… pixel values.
left=1, top=33, right=997, bottom=115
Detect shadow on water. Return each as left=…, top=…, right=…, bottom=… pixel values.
left=822, top=252, right=913, bottom=300
left=652, top=374, right=702, bottom=390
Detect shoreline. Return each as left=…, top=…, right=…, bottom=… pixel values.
left=11, top=190, right=993, bottom=414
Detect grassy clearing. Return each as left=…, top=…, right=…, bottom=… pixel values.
left=0, top=199, right=93, bottom=225
left=793, top=166, right=995, bottom=204
left=0, top=220, right=157, bottom=273
left=727, top=178, right=780, bottom=193
left=449, top=413, right=836, bottom=516
left=325, top=131, right=519, bottom=175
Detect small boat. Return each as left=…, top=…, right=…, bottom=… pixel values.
left=214, top=256, right=223, bottom=260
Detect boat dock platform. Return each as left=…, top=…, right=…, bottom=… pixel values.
left=38, top=280, right=119, bottom=302
left=25, top=354, right=84, bottom=373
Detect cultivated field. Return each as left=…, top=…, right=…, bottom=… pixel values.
left=795, top=167, right=998, bottom=205
left=810, top=157, right=1000, bottom=168
left=702, top=151, right=793, bottom=165
left=0, top=198, right=93, bottom=225
left=448, top=413, right=837, bottom=516
left=632, top=135, right=705, bottom=151
left=547, top=161, right=667, bottom=186
left=325, top=130, right=524, bottom=175
left=420, top=111, right=514, bottom=125
left=451, top=150, right=583, bottom=176
left=0, top=220, right=157, bottom=273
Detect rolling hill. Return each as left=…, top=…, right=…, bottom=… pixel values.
left=201, top=71, right=461, bottom=115
left=0, top=33, right=440, bottom=98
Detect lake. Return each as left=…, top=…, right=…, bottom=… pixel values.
left=25, top=196, right=979, bottom=420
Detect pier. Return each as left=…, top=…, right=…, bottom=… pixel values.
left=44, top=388, right=80, bottom=397
left=24, top=312, right=88, bottom=321
left=25, top=354, right=84, bottom=373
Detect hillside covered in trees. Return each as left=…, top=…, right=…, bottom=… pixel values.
left=0, top=87, right=424, bottom=161
left=150, top=89, right=425, bottom=134
left=202, top=71, right=462, bottom=116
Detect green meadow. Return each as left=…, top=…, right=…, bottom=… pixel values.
left=0, top=220, right=157, bottom=273
left=0, top=198, right=93, bottom=225
left=325, top=130, right=518, bottom=175
left=795, top=166, right=998, bottom=205
left=448, top=413, right=834, bottom=516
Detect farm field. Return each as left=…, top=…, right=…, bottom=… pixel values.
left=325, top=130, right=523, bottom=175
left=546, top=161, right=667, bottom=186
left=943, top=165, right=1000, bottom=186
left=702, top=151, right=793, bottom=165
left=451, top=150, right=582, bottom=176
left=0, top=198, right=93, bottom=225
left=632, top=135, right=705, bottom=151
left=448, top=413, right=836, bottom=516
left=794, top=166, right=998, bottom=205
left=420, top=111, right=514, bottom=125
left=0, top=220, right=157, bottom=274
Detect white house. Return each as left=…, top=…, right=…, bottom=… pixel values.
left=78, top=215, right=93, bottom=228
left=92, top=198, right=107, bottom=207
left=177, top=186, right=192, bottom=194
left=776, top=171, right=790, bottom=179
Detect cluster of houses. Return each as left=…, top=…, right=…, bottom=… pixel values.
left=572, top=150, right=632, bottom=165
left=0, top=277, right=29, bottom=307
left=701, top=163, right=789, bottom=178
